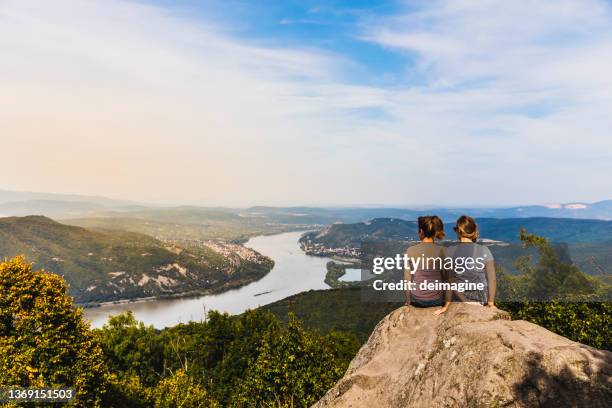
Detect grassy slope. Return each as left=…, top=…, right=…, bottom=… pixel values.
left=261, top=288, right=401, bottom=343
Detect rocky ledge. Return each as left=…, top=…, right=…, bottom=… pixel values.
left=315, top=304, right=611, bottom=407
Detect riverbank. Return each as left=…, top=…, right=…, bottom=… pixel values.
left=84, top=231, right=332, bottom=328
left=79, top=265, right=275, bottom=308
left=82, top=228, right=319, bottom=307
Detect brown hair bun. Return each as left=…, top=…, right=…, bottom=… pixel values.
left=418, top=215, right=445, bottom=240
left=454, top=215, right=478, bottom=242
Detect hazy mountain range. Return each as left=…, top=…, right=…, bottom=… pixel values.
left=1, top=190, right=612, bottom=223
left=246, top=201, right=612, bottom=223
left=0, top=189, right=139, bottom=208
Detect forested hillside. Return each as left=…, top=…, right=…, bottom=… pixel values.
left=302, top=217, right=612, bottom=248
left=0, top=216, right=273, bottom=303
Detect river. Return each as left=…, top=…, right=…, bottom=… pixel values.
left=84, top=231, right=331, bottom=328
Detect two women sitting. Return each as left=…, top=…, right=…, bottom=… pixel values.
left=404, top=215, right=496, bottom=315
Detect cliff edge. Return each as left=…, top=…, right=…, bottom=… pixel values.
left=315, top=304, right=611, bottom=407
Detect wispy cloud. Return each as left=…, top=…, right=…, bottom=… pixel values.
left=354, top=0, right=612, bottom=203
left=0, top=0, right=611, bottom=206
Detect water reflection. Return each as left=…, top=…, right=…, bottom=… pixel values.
left=338, top=268, right=362, bottom=282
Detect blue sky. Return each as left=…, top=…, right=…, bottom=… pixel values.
left=1, top=0, right=611, bottom=206
left=149, top=0, right=410, bottom=86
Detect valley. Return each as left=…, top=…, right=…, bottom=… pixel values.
left=1, top=190, right=611, bottom=323
left=0, top=216, right=273, bottom=304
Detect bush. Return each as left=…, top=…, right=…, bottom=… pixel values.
left=152, top=370, right=219, bottom=408
left=0, top=256, right=109, bottom=407
left=497, top=231, right=611, bottom=350
left=231, top=314, right=355, bottom=407
left=500, top=301, right=611, bottom=350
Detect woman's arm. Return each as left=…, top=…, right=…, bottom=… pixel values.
left=403, top=263, right=412, bottom=307
left=485, top=261, right=497, bottom=307
left=433, top=248, right=451, bottom=315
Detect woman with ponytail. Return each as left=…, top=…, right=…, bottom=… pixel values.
left=404, top=215, right=452, bottom=315
left=447, top=215, right=497, bottom=307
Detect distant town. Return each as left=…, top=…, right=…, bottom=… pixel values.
left=299, top=239, right=361, bottom=258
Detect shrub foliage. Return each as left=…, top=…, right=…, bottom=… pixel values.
left=0, top=256, right=109, bottom=406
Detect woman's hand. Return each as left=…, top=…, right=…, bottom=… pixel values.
left=433, top=305, right=448, bottom=316
left=404, top=302, right=411, bottom=312
left=485, top=302, right=496, bottom=308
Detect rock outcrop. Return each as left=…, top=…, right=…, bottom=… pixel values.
left=315, top=304, right=611, bottom=407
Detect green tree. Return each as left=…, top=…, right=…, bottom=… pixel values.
left=97, top=311, right=165, bottom=386
left=0, top=256, right=109, bottom=406
left=152, top=370, right=219, bottom=408
left=517, top=230, right=600, bottom=300
left=231, top=314, right=354, bottom=407
left=104, top=373, right=153, bottom=408
left=210, top=309, right=279, bottom=404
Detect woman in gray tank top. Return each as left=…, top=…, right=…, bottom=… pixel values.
left=446, top=216, right=497, bottom=307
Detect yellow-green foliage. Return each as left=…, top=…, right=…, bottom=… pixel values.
left=97, top=311, right=165, bottom=386
left=231, top=314, right=353, bottom=407
left=95, top=309, right=358, bottom=407
left=104, top=373, right=152, bottom=408
left=152, top=370, right=219, bottom=408
left=0, top=256, right=109, bottom=407
left=105, top=370, right=221, bottom=408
